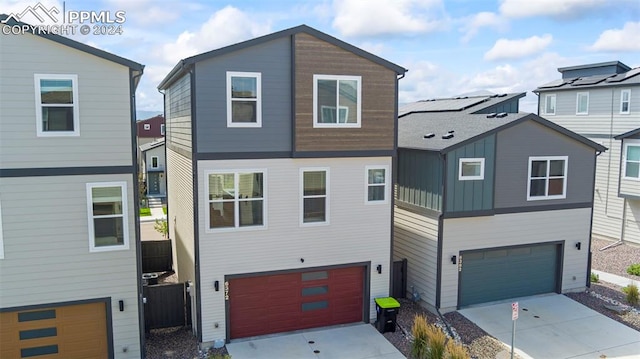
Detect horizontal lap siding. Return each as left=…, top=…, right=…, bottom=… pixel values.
left=165, top=74, right=192, bottom=154
left=624, top=199, right=640, bottom=244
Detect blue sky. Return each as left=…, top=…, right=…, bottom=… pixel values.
left=4, top=0, right=640, bottom=114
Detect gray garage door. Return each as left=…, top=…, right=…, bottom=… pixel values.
left=459, top=242, right=561, bottom=307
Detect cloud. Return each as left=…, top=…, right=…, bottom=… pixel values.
left=499, top=0, right=610, bottom=18
left=589, top=22, right=640, bottom=52
left=484, top=34, right=553, bottom=61
left=459, top=11, right=507, bottom=43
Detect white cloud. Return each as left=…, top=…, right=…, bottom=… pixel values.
left=460, top=12, right=507, bottom=43
left=332, top=0, right=446, bottom=37
left=589, top=22, right=640, bottom=52
left=484, top=34, right=553, bottom=61
left=499, top=0, right=609, bottom=18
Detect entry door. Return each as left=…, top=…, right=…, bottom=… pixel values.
left=148, top=173, right=160, bottom=195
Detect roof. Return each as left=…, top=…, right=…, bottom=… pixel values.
left=614, top=128, right=640, bottom=140
left=535, top=65, right=640, bottom=92
left=158, top=24, right=407, bottom=89
left=138, top=115, right=164, bottom=124
left=399, top=93, right=525, bottom=117
left=139, top=138, right=165, bottom=152
left=558, top=61, right=631, bottom=73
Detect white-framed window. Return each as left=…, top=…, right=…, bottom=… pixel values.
left=527, top=156, right=568, bottom=201
left=0, top=197, right=4, bottom=259
left=620, top=89, right=631, bottom=114
left=227, top=71, right=262, bottom=127
left=576, top=92, right=589, bottom=115
left=86, top=182, right=129, bottom=252
left=160, top=124, right=165, bottom=135
left=34, top=74, right=79, bottom=136
left=458, top=158, right=485, bottom=181
left=205, top=170, right=266, bottom=231
left=144, top=124, right=150, bottom=130
left=151, top=156, right=159, bottom=169
left=365, top=166, right=389, bottom=204
left=623, top=140, right=640, bottom=180
left=544, top=94, right=556, bottom=115
left=301, top=168, right=329, bottom=225
left=313, top=75, right=361, bottom=128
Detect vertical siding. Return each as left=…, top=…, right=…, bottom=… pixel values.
left=472, top=99, right=519, bottom=114
left=165, top=74, right=192, bottom=154
left=397, top=149, right=443, bottom=211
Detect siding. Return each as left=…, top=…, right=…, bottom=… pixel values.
left=0, top=174, right=140, bottom=358
left=472, top=99, right=519, bottom=114
left=397, top=149, right=443, bottom=211
left=445, top=135, right=495, bottom=213
left=294, top=33, right=396, bottom=152
left=393, top=207, right=439, bottom=308
left=439, top=208, right=592, bottom=311
left=0, top=31, right=133, bottom=169
left=165, top=74, right=192, bottom=154
left=620, top=138, right=640, bottom=198
left=194, top=36, right=292, bottom=153
left=624, top=199, right=640, bottom=243
left=196, top=157, right=392, bottom=343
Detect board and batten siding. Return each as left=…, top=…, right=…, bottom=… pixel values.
left=397, top=149, right=443, bottom=211
left=393, top=207, right=439, bottom=309
left=195, top=157, right=392, bottom=343
left=439, top=208, right=592, bottom=312
left=165, top=73, right=192, bottom=155
left=0, top=30, right=133, bottom=169
left=0, top=174, right=140, bottom=357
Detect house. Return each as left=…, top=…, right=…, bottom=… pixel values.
left=534, top=61, right=640, bottom=244
left=158, top=25, right=406, bottom=346
left=139, top=138, right=167, bottom=202
left=0, top=15, right=145, bottom=358
left=137, top=114, right=165, bottom=144
left=393, top=96, right=606, bottom=313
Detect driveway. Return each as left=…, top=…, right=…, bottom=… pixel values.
left=226, top=323, right=405, bottom=359
left=459, top=294, right=640, bottom=359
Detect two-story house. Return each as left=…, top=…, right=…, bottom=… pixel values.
left=394, top=97, right=605, bottom=312
left=0, top=16, right=145, bottom=358
left=158, top=25, right=406, bottom=346
left=534, top=61, right=640, bottom=244
left=137, top=115, right=166, bottom=202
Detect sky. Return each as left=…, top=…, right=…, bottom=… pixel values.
left=3, top=0, right=640, bottom=116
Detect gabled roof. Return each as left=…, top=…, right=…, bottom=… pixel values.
left=399, top=93, right=525, bottom=117
left=614, top=128, right=640, bottom=140
left=158, top=24, right=407, bottom=89
left=140, top=138, right=165, bottom=152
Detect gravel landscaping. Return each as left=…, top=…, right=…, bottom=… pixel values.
left=590, top=236, right=640, bottom=281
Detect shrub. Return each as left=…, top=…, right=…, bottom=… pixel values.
left=425, top=324, right=446, bottom=359
left=162, top=206, right=168, bottom=215
left=139, top=207, right=151, bottom=216
left=411, top=315, right=429, bottom=359
left=627, top=264, right=640, bottom=277
left=207, top=354, right=231, bottom=359
left=590, top=272, right=599, bottom=283
left=445, top=340, right=471, bottom=359
left=154, top=219, right=168, bottom=239
left=622, top=283, right=639, bottom=306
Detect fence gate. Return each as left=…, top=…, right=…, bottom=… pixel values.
left=141, top=240, right=173, bottom=273
left=144, top=283, right=190, bottom=330
left=392, top=258, right=407, bottom=299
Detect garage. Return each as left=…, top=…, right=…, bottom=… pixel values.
left=228, top=266, right=366, bottom=339
left=0, top=301, right=109, bottom=359
left=458, top=242, right=561, bottom=307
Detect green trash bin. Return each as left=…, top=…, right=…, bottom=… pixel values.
left=375, top=297, right=400, bottom=333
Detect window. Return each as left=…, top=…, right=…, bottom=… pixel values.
left=544, top=94, right=556, bottom=115
left=458, top=158, right=485, bottom=180
left=365, top=166, right=389, bottom=203
left=151, top=156, right=159, bottom=169
left=620, top=89, right=631, bottom=114
left=576, top=92, right=589, bottom=115
left=227, top=72, right=262, bottom=127
left=160, top=124, right=165, bottom=135
left=144, top=124, right=150, bottom=130
left=527, top=156, right=568, bottom=200
left=301, top=168, right=329, bottom=224
left=623, top=141, right=640, bottom=180
left=206, top=170, right=265, bottom=230
left=86, top=182, right=129, bottom=252
left=34, top=74, right=79, bottom=136
left=313, top=75, right=361, bottom=128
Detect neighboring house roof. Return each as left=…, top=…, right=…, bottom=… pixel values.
left=557, top=61, right=631, bottom=74
left=399, top=93, right=525, bottom=117
left=139, top=138, right=165, bottom=152
left=535, top=63, right=640, bottom=93
left=138, top=115, right=164, bottom=124
left=158, top=24, right=407, bottom=89
left=614, top=128, right=640, bottom=140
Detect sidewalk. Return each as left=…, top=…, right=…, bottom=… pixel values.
left=592, top=269, right=639, bottom=287
left=140, top=207, right=166, bottom=223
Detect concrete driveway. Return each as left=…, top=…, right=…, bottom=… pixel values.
left=459, top=294, right=640, bottom=359
left=226, top=323, right=405, bottom=359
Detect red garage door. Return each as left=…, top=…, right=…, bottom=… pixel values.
left=228, top=266, right=365, bottom=339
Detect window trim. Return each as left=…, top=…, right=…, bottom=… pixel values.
left=313, top=74, right=362, bottom=128
left=620, top=89, right=631, bottom=114
left=34, top=74, right=80, bottom=137
left=622, top=140, right=640, bottom=181
left=576, top=92, right=589, bottom=115
left=526, top=156, right=568, bottom=201
left=150, top=156, right=159, bottom=169
left=300, top=167, right=330, bottom=226
left=458, top=158, right=485, bottom=181
left=365, top=165, right=390, bottom=204
left=204, top=169, right=267, bottom=233
left=226, top=71, right=262, bottom=128
left=543, top=94, right=556, bottom=115
left=86, top=182, right=130, bottom=253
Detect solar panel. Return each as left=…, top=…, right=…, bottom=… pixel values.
left=538, top=79, right=567, bottom=88
left=400, top=97, right=490, bottom=113
left=571, top=74, right=611, bottom=86
left=606, top=68, right=640, bottom=83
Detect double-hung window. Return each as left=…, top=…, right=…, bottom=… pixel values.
left=527, top=156, right=568, bottom=200
left=227, top=72, right=262, bottom=127
left=301, top=168, right=329, bottom=224
left=87, top=182, right=129, bottom=252
left=365, top=166, right=389, bottom=203
left=313, top=75, right=361, bottom=128
left=458, top=158, right=485, bottom=180
left=623, top=141, right=640, bottom=180
left=206, top=171, right=265, bottom=230
left=35, top=74, right=79, bottom=136
left=620, top=89, right=631, bottom=114
left=544, top=94, right=556, bottom=115
left=576, top=92, right=589, bottom=115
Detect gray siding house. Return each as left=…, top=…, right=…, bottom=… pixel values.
left=394, top=96, right=606, bottom=312
left=139, top=138, right=167, bottom=200
left=0, top=16, right=145, bottom=359
left=158, top=25, right=406, bottom=345
left=534, top=61, right=640, bottom=244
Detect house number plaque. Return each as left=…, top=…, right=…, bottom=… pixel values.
left=224, top=281, right=229, bottom=300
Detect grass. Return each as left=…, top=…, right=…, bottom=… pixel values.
left=140, top=207, right=151, bottom=216
left=162, top=206, right=167, bottom=215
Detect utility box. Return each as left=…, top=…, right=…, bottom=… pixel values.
left=374, top=297, right=400, bottom=333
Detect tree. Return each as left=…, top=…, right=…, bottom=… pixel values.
left=154, top=219, right=168, bottom=239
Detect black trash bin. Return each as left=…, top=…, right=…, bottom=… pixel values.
left=374, top=297, right=400, bottom=333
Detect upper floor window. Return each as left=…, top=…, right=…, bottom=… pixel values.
left=151, top=156, right=159, bottom=169
left=366, top=166, right=389, bottom=204
left=459, top=158, right=485, bottom=181
left=301, top=168, right=329, bottom=225
left=313, top=75, right=361, bottom=128
left=206, top=171, right=265, bottom=230
left=86, top=182, right=129, bottom=252
left=576, top=92, right=589, bottom=115
left=35, top=74, right=79, bottom=136
left=144, top=124, right=150, bottom=130
left=160, top=124, right=165, bottom=135
left=527, top=156, right=568, bottom=201
left=227, top=72, right=262, bottom=128
left=620, top=89, right=631, bottom=114
left=544, top=94, right=556, bottom=115
left=623, top=141, right=640, bottom=180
